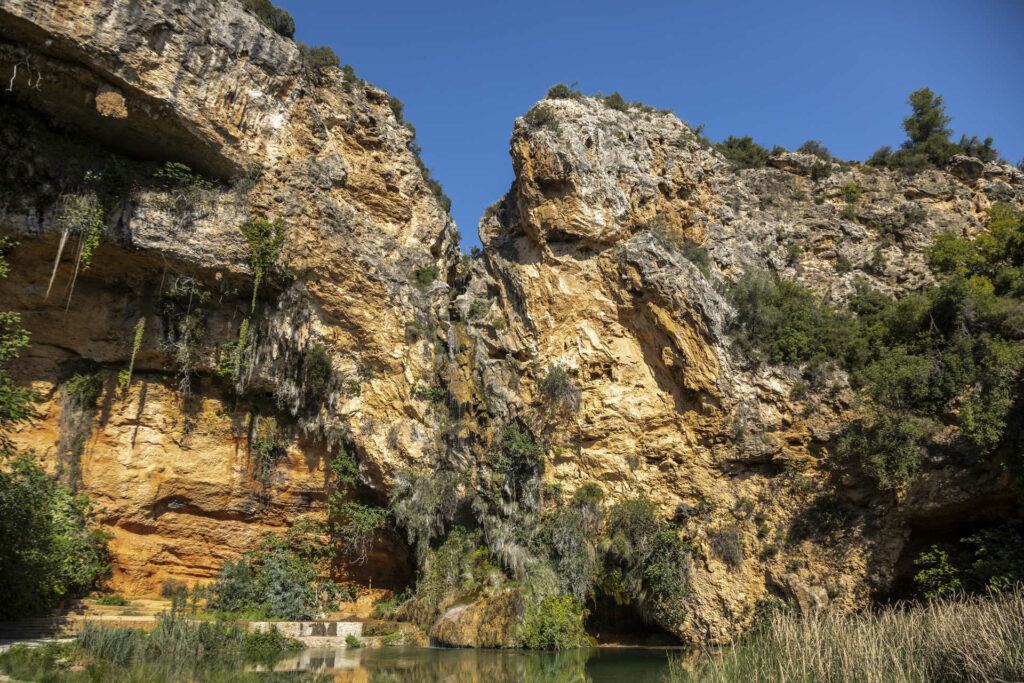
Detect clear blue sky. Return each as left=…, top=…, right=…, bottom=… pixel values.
left=288, top=0, right=1024, bottom=251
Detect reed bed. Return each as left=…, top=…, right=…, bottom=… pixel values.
left=668, top=589, right=1024, bottom=682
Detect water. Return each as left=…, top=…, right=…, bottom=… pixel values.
left=263, top=645, right=680, bottom=681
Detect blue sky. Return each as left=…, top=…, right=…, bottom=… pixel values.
left=289, top=0, right=1024, bottom=251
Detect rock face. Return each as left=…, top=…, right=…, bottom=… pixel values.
left=1, top=0, right=455, bottom=593
left=2, top=0, right=1023, bottom=644
left=455, top=97, right=1023, bottom=641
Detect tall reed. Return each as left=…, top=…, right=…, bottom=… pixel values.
left=668, top=589, right=1024, bottom=682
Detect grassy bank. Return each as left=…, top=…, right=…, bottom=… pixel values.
left=0, top=608, right=308, bottom=682
left=668, top=589, right=1024, bottom=682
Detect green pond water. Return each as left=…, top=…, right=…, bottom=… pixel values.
left=259, top=645, right=681, bottom=681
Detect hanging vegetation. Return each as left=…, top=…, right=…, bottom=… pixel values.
left=118, top=318, right=146, bottom=393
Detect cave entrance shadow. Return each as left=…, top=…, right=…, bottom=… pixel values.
left=584, top=593, right=679, bottom=646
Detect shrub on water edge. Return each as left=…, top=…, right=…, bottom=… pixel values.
left=522, top=594, right=591, bottom=650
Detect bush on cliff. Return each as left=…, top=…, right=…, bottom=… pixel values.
left=299, top=43, right=340, bottom=71
left=716, top=136, right=769, bottom=169
left=872, top=87, right=1000, bottom=171
left=242, top=0, right=295, bottom=38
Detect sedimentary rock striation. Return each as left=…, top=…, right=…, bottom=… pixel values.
left=1, top=0, right=1022, bottom=643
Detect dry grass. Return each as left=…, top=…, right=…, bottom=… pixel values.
left=669, top=589, right=1024, bottom=682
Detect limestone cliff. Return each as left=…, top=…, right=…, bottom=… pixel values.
left=453, top=96, right=1023, bottom=641
left=0, top=0, right=456, bottom=593
left=1, top=0, right=1023, bottom=645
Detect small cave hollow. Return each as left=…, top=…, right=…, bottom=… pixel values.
left=584, top=594, right=679, bottom=646
left=884, top=491, right=1020, bottom=601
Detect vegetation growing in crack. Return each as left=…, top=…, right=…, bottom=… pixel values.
left=153, top=162, right=214, bottom=222
left=240, top=216, right=286, bottom=313
left=161, top=275, right=210, bottom=397
left=537, top=365, right=581, bottom=413
left=48, top=192, right=106, bottom=307
left=645, top=215, right=713, bottom=276
left=118, top=317, right=146, bottom=393
left=55, top=365, right=103, bottom=488
left=250, top=414, right=290, bottom=479
left=327, top=447, right=388, bottom=566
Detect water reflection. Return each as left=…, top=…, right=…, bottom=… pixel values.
left=260, top=646, right=676, bottom=682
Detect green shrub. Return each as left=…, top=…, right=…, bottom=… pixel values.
left=524, top=105, right=558, bottom=128
left=97, top=594, right=129, bottom=606
left=242, top=0, right=295, bottom=38
left=797, top=140, right=832, bottom=160
left=715, top=136, right=769, bottom=169
left=418, top=528, right=497, bottom=607
left=727, top=270, right=850, bottom=365
left=709, top=526, right=744, bottom=568
left=414, top=264, right=439, bottom=289
left=0, top=456, right=109, bottom=618
left=345, top=634, right=360, bottom=648
left=65, top=371, right=103, bottom=408
left=331, top=501, right=388, bottom=565
left=300, top=343, right=332, bottom=402
left=867, top=146, right=892, bottom=167
left=492, top=423, right=545, bottom=499
left=840, top=181, right=863, bottom=203
left=601, top=92, right=629, bottom=112
left=251, top=416, right=289, bottom=477
left=208, top=558, right=256, bottom=613
left=537, top=365, right=581, bottom=412
left=956, top=135, right=998, bottom=162
left=410, top=382, right=446, bottom=402
left=914, top=525, right=1024, bottom=598
left=467, top=299, right=487, bottom=318
left=840, top=203, right=857, bottom=221
left=837, top=413, right=933, bottom=489
left=571, top=483, right=604, bottom=506
left=257, top=555, right=310, bottom=620
left=605, top=496, right=690, bottom=625
left=340, top=64, right=361, bottom=90
left=240, top=216, right=285, bottom=310
left=522, top=594, right=591, bottom=650
left=298, top=43, right=339, bottom=71
left=57, top=193, right=106, bottom=273
left=546, top=83, right=583, bottom=100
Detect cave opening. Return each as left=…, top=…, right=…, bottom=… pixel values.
left=884, top=491, right=1021, bottom=601
left=584, top=593, right=679, bottom=646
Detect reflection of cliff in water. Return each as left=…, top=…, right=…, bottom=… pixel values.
left=262, top=646, right=680, bottom=681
